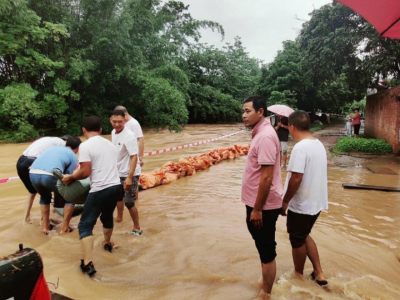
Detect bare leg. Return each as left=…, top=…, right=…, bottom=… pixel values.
left=292, top=244, right=307, bottom=276
left=40, top=204, right=51, bottom=234
left=305, top=236, right=326, bottom=281
left=283, top=152, right=287, bottom=167
left=81, top=236, right=94, bottom=265
left=103, top=227, right=113, bottom=244
left=115, top=201, right=124, bottom=222
left=260, top=259, right=276, bottom=297
left=60, top=205, right=75, bottom=234
left=128, top=206, right=141, bottom=231
left=23, top=193, right=36, bottom=224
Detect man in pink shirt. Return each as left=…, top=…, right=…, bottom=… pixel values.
left=242, top=95, right=283, bottom=300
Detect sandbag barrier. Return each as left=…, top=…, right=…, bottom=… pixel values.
left=139, top=144, right=249, bottom=190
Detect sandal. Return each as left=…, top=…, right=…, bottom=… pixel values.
left=130, top=229, right=143, bottom=236
left=311, top=272, right=328, bottom=286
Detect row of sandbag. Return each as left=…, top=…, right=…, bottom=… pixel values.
left=139, top=144, right=250, bottom=190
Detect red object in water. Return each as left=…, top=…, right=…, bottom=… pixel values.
left=30, top=271, right=51, bottom=300
left=335, top=0, right=400, bottom=39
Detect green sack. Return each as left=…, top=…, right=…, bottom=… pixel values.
left=54, top=169, right=90, bottom=204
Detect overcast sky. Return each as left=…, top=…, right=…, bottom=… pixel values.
left=180, top=0, right=332, bottom=64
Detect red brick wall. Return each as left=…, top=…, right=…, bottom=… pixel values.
left=365, top=86, right=400, bottom=155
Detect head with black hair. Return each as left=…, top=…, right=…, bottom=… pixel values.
left=110, top=109, right=126, bottom=134
left=242, top=95, right=267, bottom=129
left=288, top=110, right=310, bottom=132
left=83, top=116, right=102, bottom=132
left=65, top=136, right=82, bottom=153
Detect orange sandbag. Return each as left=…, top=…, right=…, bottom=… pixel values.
left=163, top=172, right=180, bottom=184
left=178, top=158, right=196, bottom=176
left=208, top=150, right=223, bottom=164
left=234, top=145, right=245, bottom=156
left=199, top=153, right=214, bottom=166
left=139, top=171, right=166, bottom=190
left=188, top=156, right=207, bottom=171
left=218, top=148, right=230, bottom=160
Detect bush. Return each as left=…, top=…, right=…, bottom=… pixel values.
left=333, top=137, right=392, bottom=154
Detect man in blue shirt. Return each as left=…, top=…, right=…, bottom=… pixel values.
left=29, top=136, right=81, bottom=235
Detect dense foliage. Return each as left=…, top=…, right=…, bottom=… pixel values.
left=2, top=1, right=400, bottom=141
left=258, top=3, right=400, bottom=114
left=0, top=0, right=261, bottom=141
left=333, top=137, right=392, bottom=154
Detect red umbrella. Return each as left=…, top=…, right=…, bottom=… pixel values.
left=335, top=0, right=400, bottom=39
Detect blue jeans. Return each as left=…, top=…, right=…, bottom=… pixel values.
left=29, top=173, right=73, bottom=206
left=78, top=184, right=123, bottom=239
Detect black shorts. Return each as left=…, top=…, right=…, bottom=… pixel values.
left=287, top=210, right=320, bottom=248
left=246, top=205, right=281, bottom=264
left=16, top=155, right=37, bottom=194
left=354, top=124, right=361, bottom=135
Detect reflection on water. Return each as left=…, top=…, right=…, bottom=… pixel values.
left=0, top=124, right=400, bottom=300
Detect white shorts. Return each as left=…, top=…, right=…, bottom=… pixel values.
left=280, top=142, right=288, bottom=153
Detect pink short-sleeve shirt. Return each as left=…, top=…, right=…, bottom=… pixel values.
left=241, top=118, right=283, bottom=210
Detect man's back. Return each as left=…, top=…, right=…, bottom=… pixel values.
left=23, top=137, right=65, bottom=157
left=284, top=139, right=328, bottom=215
left=79, top=136, right=120, bottom=192
left=275, top=116, right=289, bottom=142
left=31, top=146, right=77, bottom=175
left=125, top=118, right=143, bottom=139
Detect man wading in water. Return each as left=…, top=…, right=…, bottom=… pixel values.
left=241, top=95, right=283, bottom=299
left=62, top=116, right=123, bottom=275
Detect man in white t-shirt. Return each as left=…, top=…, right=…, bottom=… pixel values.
left=62, top=116, right=122, bottom=276
left=16, top=136, right=67, bottom=224
left=114, top=105, right=144, bottom=223
left=110, top=110, right=142, bottom=235
left=281, top=110, right=329, bottom=286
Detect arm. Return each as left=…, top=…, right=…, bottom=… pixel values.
left=124, top=154, right=137, bottom=191
left=62, top=162, right=91, bottom=186
left=138, top=137, right=144, bottom=166
left=281, top=172, right=303, bottom=216
left=250, top=165, right=274, bottom=229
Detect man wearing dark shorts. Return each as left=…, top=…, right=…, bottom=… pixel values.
left=62, top=116, right=122, bottom=276
left=241, top=95, right=283, bottom=300
left=16, top=136, right=67, bottom=224
left=110, top=110, right=142, bottom=235
left=281, top=110, right=329, bottom=286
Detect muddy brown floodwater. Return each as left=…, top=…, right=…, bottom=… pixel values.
left=0, top=121, right=399, bottom=300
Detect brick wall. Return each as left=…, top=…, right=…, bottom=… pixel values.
left=365, top=86, right=400, bottom=155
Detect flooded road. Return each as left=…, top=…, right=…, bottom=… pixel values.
left=1, top=123, right=400, bottom=299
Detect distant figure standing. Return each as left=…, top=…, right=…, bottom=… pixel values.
left=114, top=105, right=144, bottom=223
left=110, top=110, right=142, bottom=235
left=62, top=116, right=122, bottom=276
left=345, top=117, right=353, bottom=137
left=241, top=95, right=283, bottom=300
left=16, top=136, right=68, bottom=224
left=351, top=108, right=361, bottom=138
left=281, top=110, right=328, bottom=286
left=274, top=114, right=289, bottom=170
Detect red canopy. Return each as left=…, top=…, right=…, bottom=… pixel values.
left=335, top=0, right=400, bottom=39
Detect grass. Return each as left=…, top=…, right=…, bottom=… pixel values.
left=332, top=137, right=392, bottom=154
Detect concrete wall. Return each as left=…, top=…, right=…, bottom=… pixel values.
left=365, top=86, right=400, bottom=155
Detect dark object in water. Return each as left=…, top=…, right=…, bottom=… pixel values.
left=0, top=245, right=51, bottom=300
left=342, top=183, right=400, bottom=192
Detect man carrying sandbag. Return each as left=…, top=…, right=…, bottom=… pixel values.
left=110, top=109, right=142, bottom=235
left=62, top=116, right=123, bottom=276
left=16, top=135, right=69, bottom=224
left=29, top=136, right=82, bottom=234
